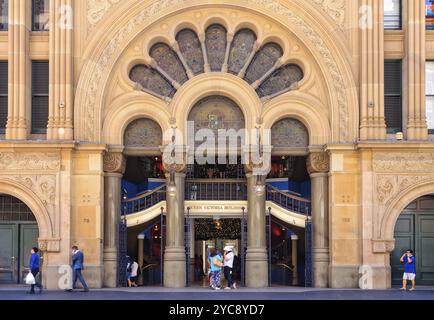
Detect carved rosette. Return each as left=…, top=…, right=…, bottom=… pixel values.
left=103, top=152, right=126, bottom=174
left=307, top=152, right=330, bottom=175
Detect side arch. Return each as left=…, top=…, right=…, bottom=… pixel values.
left=262, top=93, right=331, bottom=146
left=102, top=92, right=171, bottom=145
left=380, top=181, right=434, bottom=240
left=0, top=179, right=53, bottom=240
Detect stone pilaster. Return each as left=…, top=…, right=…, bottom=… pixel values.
left=405, top=0, right=428, bottom=140
left=359, top=0, right=386, bottom=140
left=307, top=152, right=330, bottom=288
left=48, top=0, right=74, bottom=140
left=163, top=160, right=186, bottom=288
left=103, top=152, right=126, bottom=288
left=245, top=164, right=268, bottom=288
left=6, top=0, right=31, bottom=140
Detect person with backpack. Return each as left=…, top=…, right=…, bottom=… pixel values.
left=209, top=248, right=223, bottom=290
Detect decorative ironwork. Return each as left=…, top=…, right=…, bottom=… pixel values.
left=117, top=218, right=128, bottom=287
left=150, top=43, right=188, bottom=85
left=244, top=42, right=283, bottom=84
left=266, top=184, right=311, bottom=214
left=304, top=214, right=313, bottom=287
left=160, top=208, right=166, bottom=286
left=240, top=208, right=247, bottom=287
left=124, top=118, right=163, bottom=148
left=185, top=180, right=247, bottom=201
left=271, top=118, right=309, bottom=148
left=257, top=64, right=304, bottom=98
left=185, top=211, right=192, bottom=287
left=129, top=64, right=176, bottom=98
left=228, top=29, right=257, bottom=75
left=176, top=29, right=204, bottom=75
left=205, top=24, right=227, bottom=71
left=121, top=185, right=166, bottom=215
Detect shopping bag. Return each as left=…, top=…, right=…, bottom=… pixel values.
left=25, top=272, right=36, bottom=285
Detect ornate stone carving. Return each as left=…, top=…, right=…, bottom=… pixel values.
left=38, top=238, right=61, bottom=253
left=10, top=175, right=57, bottom=206
left=376, top=174, right=434, bottom=205
left=103, top=152, right=126, bottom=174
left=87, top=0, right=121, bottom=33
left=124, top=118, right=163, bottom=148
left=80, top=0, right=350, bottom=142
left=372, top=238, right=395, bottom=253
left=312, top=0, right=345, bottom=28
left=0, top=153, right=60, bottom=171
left=373, top=153, right=434, bottom=173
left=307, top=152, right=330, bottom=174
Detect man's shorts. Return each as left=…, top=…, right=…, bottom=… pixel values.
left=403, top=273, right=416, bottom=281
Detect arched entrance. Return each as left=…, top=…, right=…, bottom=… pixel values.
left=0, top=194, right=39, bottom=284
left=391, top=195, right=434, bottom=285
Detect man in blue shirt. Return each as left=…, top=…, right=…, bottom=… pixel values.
left=66, top=246, right=89, bottom=292
left=400, top=249, right=416, bottom=291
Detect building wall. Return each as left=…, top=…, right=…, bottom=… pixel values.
left=0, top=0, right=433, bottom=289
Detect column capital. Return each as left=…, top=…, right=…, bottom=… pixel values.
left=307, top=152, right=330, bottom=175
left=103, top=152, right=126, bottom=174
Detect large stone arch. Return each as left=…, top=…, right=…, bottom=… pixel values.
left=75, top=0, right=358, bottom=144
left=0, top=178, right=53, bottom=241
left=380, top=181, right=434, bottom=240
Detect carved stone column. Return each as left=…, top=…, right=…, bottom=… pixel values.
left=163, top=162, right=186, bottom=288
left=48, top=0, right=74, bottom=140
left=405, top=0, right=428, bottom=140
left=291, top=235, right=299, bottom=286
left=103, top=152, right=126, bottom=288
left=359, top=0, right=386, bottom=140
left=6, top=0, right=31, bottom=139
left=137, top=234, right=144, bottom=286
left=245, top=164, right=268, bottom=288
left=307, top=152, right=330, bottom=288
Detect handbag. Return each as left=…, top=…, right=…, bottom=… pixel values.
left=25, top=271, right=36, bottom=285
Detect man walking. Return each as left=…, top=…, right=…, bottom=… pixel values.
left=67, top=246, right=89, bottom=292
left=223, top=246, right=236, bottom=290
left=400, top=249, right=416, bottom=291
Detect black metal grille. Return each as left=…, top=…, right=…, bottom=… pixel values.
left=384, top=60, right=403, bottom=134
left=117, top=219, right=128, bottom=287
left=0, top=195, right=36, bottom=222
left=0, top=61, right=7, bottom=134
left=31, top=61, right=49, bottom=134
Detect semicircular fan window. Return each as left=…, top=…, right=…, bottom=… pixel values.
left=129, top=26, right=304, bottom=101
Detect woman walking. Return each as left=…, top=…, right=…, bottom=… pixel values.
left=209, top=249, right=223, bottom=290
left=27, top=247, right=42, bottom=294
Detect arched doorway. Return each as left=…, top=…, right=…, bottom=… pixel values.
left=0, top=194, right=39, bottom=284
left=391, top=195, right=434, bottom=285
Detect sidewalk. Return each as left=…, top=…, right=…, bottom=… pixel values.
left=0, top=285, right=433, bottom=300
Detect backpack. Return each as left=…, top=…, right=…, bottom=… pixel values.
left=213, top=256, right=223, bottom=268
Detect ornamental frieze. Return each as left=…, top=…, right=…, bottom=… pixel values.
left=0, top=153, right=61, bottom=171
left=312, top=0, right=345, bottom=27
left=376, top=174, right=434, bottom=205
left=87, top=0, right=121, bottom=33
left=373, top=153, right=434, bottom=173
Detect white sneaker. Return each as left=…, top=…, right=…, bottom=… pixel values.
left=232, top=282, right=237, bottom=289
left=215, top=287, right=221, bottom=290
left=224, top=287, right=231, bottom=290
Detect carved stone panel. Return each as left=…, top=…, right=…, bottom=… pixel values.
left=307, top=152, right=330, bottom=174
left=373, top=153, right=434, bottom=173
left=271, top=118, right=309, bottom=148
left=176, top=29, right=204, bottom=75
left=0, top=153, right=61, bottom=171
left=257, top=64, right=304, bottom=98
left=205, top=24, right=227, bottom=72
left=149, top=43, right=188, bottom=84
left=129, top=64, right=176, bottom=98
left=124, top=118, right=163, bottom=148
left=103, top=153, right=126, bottom=174
left=228, top=29, right=257, bottom=75
left=244, top=42, right=283, bottom=84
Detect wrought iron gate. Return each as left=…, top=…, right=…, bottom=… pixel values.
left=117, top=217, right=128, bottom=287
left=160, top=208, right=166, bottom=286
left=240, top=208, right=247, bottom=287
left=305, top=215, right=313, bottom=287
left=185, top=211, right=193, bottom=287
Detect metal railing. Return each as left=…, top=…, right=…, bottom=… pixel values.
left=121, top=185, right=166, bottom=215
left=266, top=184, right=311, bottom=215
left=185, top=179, right=247, bottom=201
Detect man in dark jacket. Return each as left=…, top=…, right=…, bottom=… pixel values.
left=67, top=246, right=89, bottom=292
left=27, top=247, right=42, bottom=294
